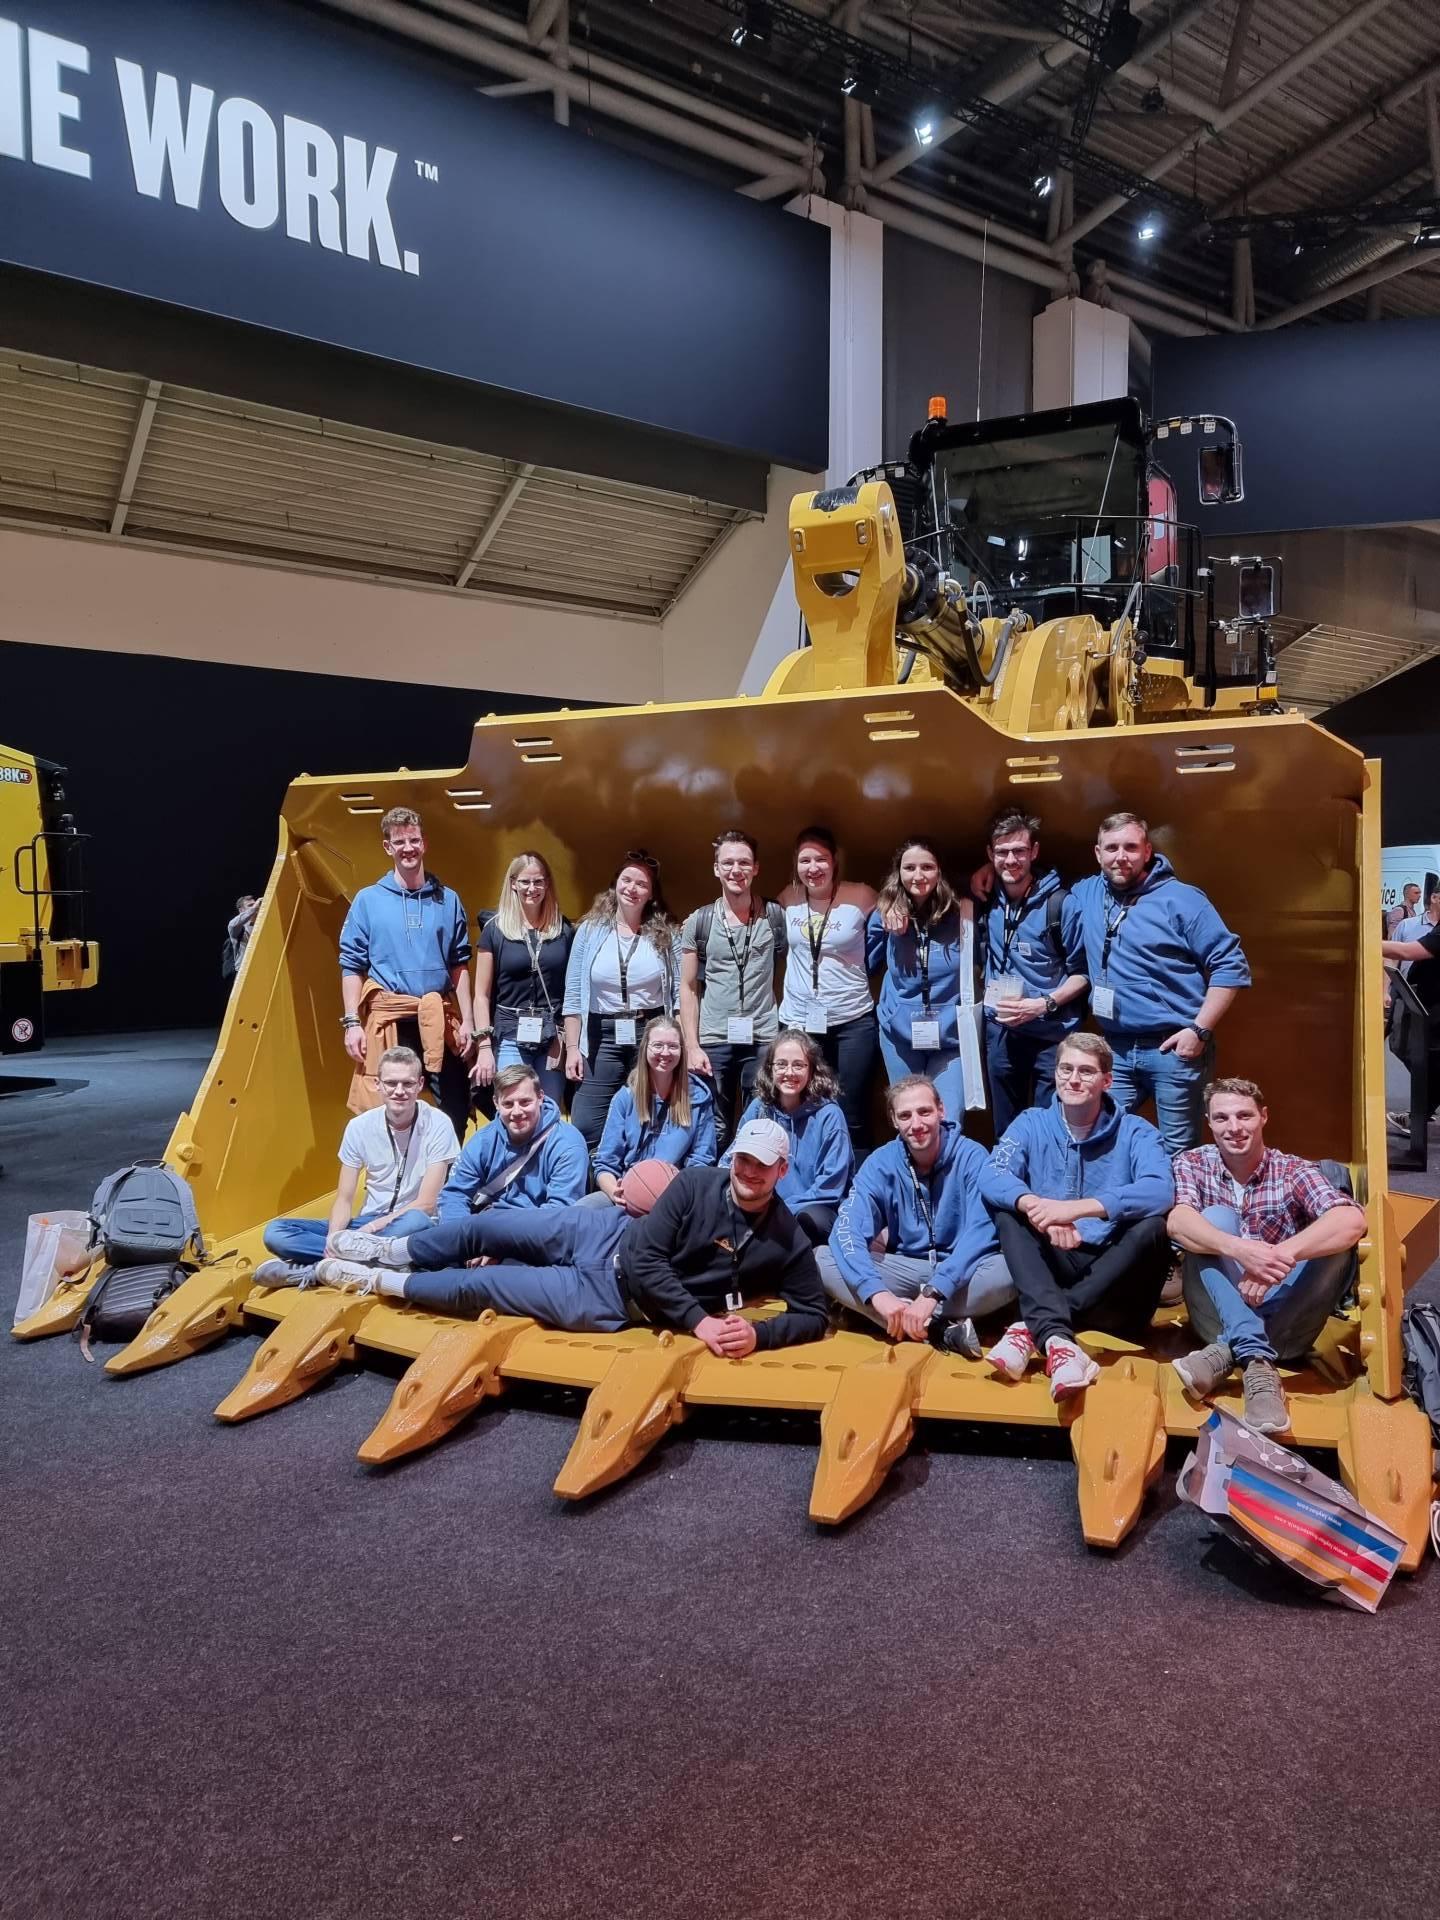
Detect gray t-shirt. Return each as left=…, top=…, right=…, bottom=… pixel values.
left=681, top=899, right=782, bottom=1045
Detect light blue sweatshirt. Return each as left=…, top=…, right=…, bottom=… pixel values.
left=561, top=918, right=678, bottom=1024
left=338, top=871, right=470, bottom=997
left=436, top=1097, right=589, bottom=1221
left=827, top=1120, right=998, bottom=1304
left=721, top=1096, right=854, bottom=1211
left=974, top=868, right=1088, bottom=1041
left=595, top=1074, right=718, bottom=1179
left=1071, top=854, right=1249, bottom=1034
left=865, top=906, right=968, bottom=1049
left=980, top=1096, right=1174, bottom=1246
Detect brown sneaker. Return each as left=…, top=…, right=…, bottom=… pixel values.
left=1172, top=1339, right=1233, bottom=1401
left=1241, top=1359, right=1290, bottom=1436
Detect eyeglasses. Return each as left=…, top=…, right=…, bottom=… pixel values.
left=513, top=877, right=548, bottom=890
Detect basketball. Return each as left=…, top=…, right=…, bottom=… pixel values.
left=619, top=1159, right=680, bottom=1216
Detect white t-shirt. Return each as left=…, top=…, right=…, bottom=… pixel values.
left=588, top=928, right=667, bottom=1015
left=780, top=899, right=873, bottom=1025
left=340, top=1104, right=460, bottom=1216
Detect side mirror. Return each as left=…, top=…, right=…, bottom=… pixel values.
left=1198, top=439, right=1244, bottom=505
left=1238, top=559, right=1276, bottom=620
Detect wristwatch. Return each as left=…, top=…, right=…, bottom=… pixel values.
left=1189, top=1022, right=1213, bottom=1043
left=1043, top=995, right=1060, bottom=1017
left=917, top=1283, right=941, bottom=1300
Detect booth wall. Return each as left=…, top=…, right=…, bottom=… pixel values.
left=1325, top=653, right=1440, bottom=843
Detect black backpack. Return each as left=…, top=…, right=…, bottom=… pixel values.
left=1401, top=1300, right=1440, bottom=1453
left=692, top=899, right=788, bottom=993
left=975, top=885, right=1069, bottom=979
left=76, top=1161, right=205, bottom=1356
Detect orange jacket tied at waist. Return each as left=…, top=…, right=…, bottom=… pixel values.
left=348, top=982, right=464, bottom=1114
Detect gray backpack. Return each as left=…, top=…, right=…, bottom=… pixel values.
left=76, top=1162, right=205, bottom=1356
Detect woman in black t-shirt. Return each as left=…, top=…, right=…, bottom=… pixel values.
left=472, top=851, right=574, bottom=1112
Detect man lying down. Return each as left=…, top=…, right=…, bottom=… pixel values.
left=309, top=1118, right=831, bottom=1358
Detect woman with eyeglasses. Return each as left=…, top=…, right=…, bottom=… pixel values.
left=723, top=1029, right=853, bottom=1245
left=471, top=851, right=573, bottom=1113
left=562, top=850, right=678, bottom=1149
left=867, top=837, right=972, bottom=1123
left=583, top=1015, right=717, bottom=1207
left=777, top=825, right=879, bottom=1152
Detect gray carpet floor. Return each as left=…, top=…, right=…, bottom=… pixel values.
left=3, top=1034, right=1439, bottom=1920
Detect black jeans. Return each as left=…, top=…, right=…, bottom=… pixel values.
left=701, top=1040, right=763, bottom=1148
left=995, top=1209, right=1170, bottom=1353
left=819, top=1008, right=880, bottom=1154
left=984, top=1022, right=1060, bottom=1138
left=570, top=1007, right=663, bottom=1150
left=792, top=1203, right=837, bottom=1248
left=394, top=1016, right=472, bottom=1141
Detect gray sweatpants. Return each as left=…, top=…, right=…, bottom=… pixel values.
left=814, top=1247, right=1015, bottom=1331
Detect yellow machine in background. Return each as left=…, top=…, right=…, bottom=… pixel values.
left=15, top=399, right=1438, bottom=1564
left=0, top=743, right=98, bottom=1059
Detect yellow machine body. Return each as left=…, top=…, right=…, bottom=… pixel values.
left=0, top=742, right=99, bottom=994
left=14, top=495, right=1437, bottom=1559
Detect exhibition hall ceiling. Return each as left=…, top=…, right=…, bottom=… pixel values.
left=347, top=0, right=1440, bottom=331
left=0, top=350, right=753, bottom=617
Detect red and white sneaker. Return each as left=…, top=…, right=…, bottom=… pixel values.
left=1044, top=1336, right=1099, bottom=1401
left=986, top=1322, right=1038, bottom=1381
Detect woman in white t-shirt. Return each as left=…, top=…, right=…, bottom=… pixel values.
left=256, top=1044, right=459, bottom=1279
left=778, top=825, right=879, bottom=1152
left=562, top=850, right=678, bottom=1150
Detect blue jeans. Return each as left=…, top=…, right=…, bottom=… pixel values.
left=1181, top=1204, right=1354, bottom=1365
left=878, top=1025, right=965, bottom=1127
left=473, top=1036, right=567, bottom=1117
left=262, top=1207, right=433, bottom=1265
left=1105, top=1029, right=1214, bottom=1155
left=983, top=1021, right=1059, bottom=1138
left=400, top=1202, right=631, bottom=1329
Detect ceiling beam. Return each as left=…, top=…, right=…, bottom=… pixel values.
left=455, top=464, right=534, bottom=588
left=110, top=379, right=162, bottom=536
left=1217, top=0, right=1256, bottom=108
left=1257, top=247, right=1440, bottom=329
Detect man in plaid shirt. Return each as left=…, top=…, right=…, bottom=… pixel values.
left=1167, top=1076, right=1366, bottom=1435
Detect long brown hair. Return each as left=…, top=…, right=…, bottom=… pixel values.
left=580, top=848, right=675, bottom=955
left=874, top=837, right=959, bottom=928
left=627, top=1015, right=692, bottom=1128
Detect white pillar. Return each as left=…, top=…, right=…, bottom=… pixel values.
left=737, top=198, right=884, bottom=693
left=1031, top=295, right=1130, bottom=410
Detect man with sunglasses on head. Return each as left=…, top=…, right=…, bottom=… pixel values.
left=680, top=828, right=787, bottom=1147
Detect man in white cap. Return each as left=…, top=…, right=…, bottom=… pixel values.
left=316, top=1116, right=830, bottom=1353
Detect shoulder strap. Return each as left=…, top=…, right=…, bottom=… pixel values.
left=469, top=1120, right=557, bottom=1212
left=696, top=903, right=715, bottom=954
left=765, top=900, right=787, bottom=944
left=1045, top=886, right=1069, bottom=957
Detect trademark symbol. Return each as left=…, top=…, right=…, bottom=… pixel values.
left=415, top=159, right=440, bottom=181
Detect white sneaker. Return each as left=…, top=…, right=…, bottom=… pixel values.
left=314, top=1256, right=386, bottom=1294
left=328, top=1229, right=412, bottom=1267
left=986, top=1321, right=1038, bottom=1381
left=1044, top=1336, right=1099, bottom=1401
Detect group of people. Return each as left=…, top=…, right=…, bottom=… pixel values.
left=1383, top=886, right=1440, bottom=1136
left=248, top=803, right=1369, bottom=1438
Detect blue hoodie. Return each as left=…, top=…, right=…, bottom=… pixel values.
left=1071, top=854, right=1249, bottom=1034
left=980, top=1096, right=1174, bottom=1247
left=595, top=1074, right=718, bottom=1179
left=338, top=871, right=471, bottom=997
left=865, top=906, right=968, bottom=1049
left=827, top=1120, right=998, bottom=1304
left=722, top=1096, right=854, bottom=1211
left=974, top=868, right=1088, bottom=1041
left=436, top=1097, right=589, bottom=1220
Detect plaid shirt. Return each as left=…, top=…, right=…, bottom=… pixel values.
left=1171, top=1145, right=1352, bottom=1244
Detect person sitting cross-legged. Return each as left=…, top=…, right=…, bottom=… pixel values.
left=1168, top=1076, right=1367, bottom=1437
left=815, top=1075, right=1014, bottom=1356
left=433, top=1061, right=588, bottom=1219
left=315, top=1121, right=830, bottom=1354
left=978, top=1032, right=1174, bottom=1400
left=255, top=1045, right=458, bottom=1287
left=579, top=1015, right=716, bottom=1209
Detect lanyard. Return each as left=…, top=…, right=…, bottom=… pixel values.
left=915, top=921, right=933, bottom=1010
left=1101, top=899, right=1132, bottom=975
left=719, top=901, right=758, bottom=1004
left=908, top=1158, right=939, bottom=1265
left=615, top=928, right=641, bottom=1008
left=805, top=897, right=834, bottom=994
left=726, top=1195, right=756, bottom=1289
left=383, top=1115, right=416, bottom=1213
left=522, top=928, right=555, bottom=1016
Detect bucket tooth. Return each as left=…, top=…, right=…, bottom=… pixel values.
left=12, top=1267, right=101, bottom=1340
left=1335, top=1380, right=1434, bottom=1573
left=106, top=1264, right=254, bottom=1375
left=552, top=1332, right=701, bottom=1500
left=1068, top=1354, right=1167, bottom=1549
left=357, top=1313, right=532, bottom=1464
left=811, top=1342, right=935, bottom=1526
left=213, top=1290, right=374, bottom=1423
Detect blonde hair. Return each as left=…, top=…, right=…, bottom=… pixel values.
left=627, top=1016, right=692, bottom=1130
left=494, top=851, right=563, bottom=942
left=1056, top=1032, right=1114, bottom=1072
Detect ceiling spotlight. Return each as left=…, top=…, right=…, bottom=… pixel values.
left=730, top=2, right=772, bottom=48
left=1139, top=85, right=1165, bottom=114
left=841, top=70, right=857, bottom=95
left=840, top=60, right=877, bottom=103
left=1137, top=215, right=1160, bottom=242
left=914, top=107, right=940, bottom=147
left=1412, top=228, right=1440, bottom=248
left=1034, top=172, right=1054, bottom=197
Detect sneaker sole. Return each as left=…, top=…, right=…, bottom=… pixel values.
left=1171, top=1355, right=1214, bottom=1402
left=986, top=1354, right=1028, bottom=1381
left=1049, top=1373, right=1098, bottom=1401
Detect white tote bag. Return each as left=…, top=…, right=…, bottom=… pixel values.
left=14, top=1210, right=91, bottom=1325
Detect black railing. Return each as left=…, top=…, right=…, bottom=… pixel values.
left=14, top=830, right=90, bottom=951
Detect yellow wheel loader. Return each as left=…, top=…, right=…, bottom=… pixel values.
left=0, top=743, right=98, bottom=1062
left=19, top=397, right=1438, bottom=1562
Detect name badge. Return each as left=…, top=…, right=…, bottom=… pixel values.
left=614, top=1015, right=638, bottom=1047
left=1091, top=984, right=1116, bottom=1021
left=726, top=1014, right=755, bottom=1045
left=911, top=1016, right=941, bottom=1051
left=984, top=973, right=1022, bottom=1008
left=516, top=1014, right=544, bottom=1046
left=724, top=1290, right=744, bottom=1313
left=1017, top=940, right=1033, bottom=957
left=804, top=1002, right=829, bottom=1035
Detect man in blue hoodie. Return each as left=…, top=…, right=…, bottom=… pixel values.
left=424, top=1063, right=588, bottom=1220
left=976, top=809, right=1091, bottom=1134
left=1071, top=810, right=1249, bottom=1154
left=979, top=1033, right=1174, bottom=1398
left=815, top=1075, right=1014, bottom=1355
left=338, top=806, right=475, bottom=1137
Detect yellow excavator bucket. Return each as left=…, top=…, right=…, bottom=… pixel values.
left=16, top=680, right=1436, bottom=1562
